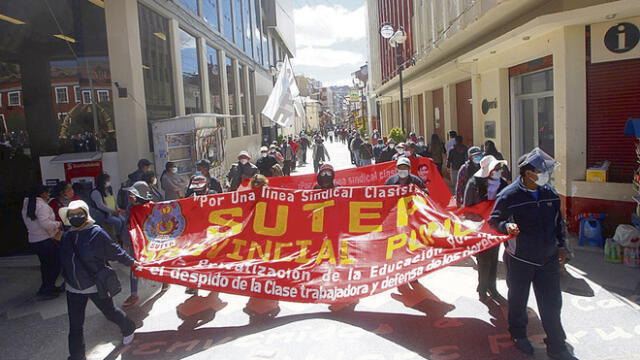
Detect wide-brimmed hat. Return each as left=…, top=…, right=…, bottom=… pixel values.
left=59, top=200, right=95, bottom=227
left=474, top=155, right=507, bottom=178
left=125, top=181, right=153, bottom=201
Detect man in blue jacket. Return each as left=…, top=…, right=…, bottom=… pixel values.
left=489, top=148, right=577, bottom=360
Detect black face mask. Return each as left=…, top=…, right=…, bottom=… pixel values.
left=68, top=214, right=87, bottom=228
left=318, top=174, right=333, bottom=185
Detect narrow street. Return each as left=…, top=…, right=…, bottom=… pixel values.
left=1, top=142, right=639, bottom=360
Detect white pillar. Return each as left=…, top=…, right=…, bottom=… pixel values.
left=104, top=0, right=150, bottom=177
left=443, top=83, right=457, bottom=136
left=198, top=37, right=211, bottom=113
left=169, top=19, right=185, bottom=116
left=554, top=26, right=587, bottom=197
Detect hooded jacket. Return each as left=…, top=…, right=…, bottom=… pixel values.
left=60, top=225, right=134, bottom=291
left=488, top=177, right=565, bottom=266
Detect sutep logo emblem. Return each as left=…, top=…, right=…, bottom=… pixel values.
left=144, top=202, right=186, bottom=251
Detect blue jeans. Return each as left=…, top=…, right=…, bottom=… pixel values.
left=30, top=238, right=61, bottom=294
left=66, top=291, right=135, bottom=360
left=359, top=158, right=372, bottom=166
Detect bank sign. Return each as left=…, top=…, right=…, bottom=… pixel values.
left=591, top=17, right=640, bottom=63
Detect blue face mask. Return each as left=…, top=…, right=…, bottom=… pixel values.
left=194, top=171, right=202, bottom=176
left=472, top=155, right=482, bottom=164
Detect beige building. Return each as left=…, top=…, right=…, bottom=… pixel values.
left=304, top=98, right=321, bottom=130
left=367, top=0, right=640, bottom=229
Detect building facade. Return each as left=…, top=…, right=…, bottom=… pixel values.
left=0, top=0, right=295, bottom=254
left=367, top=0, right=640, bottom=229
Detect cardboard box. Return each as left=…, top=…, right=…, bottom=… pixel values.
left=586, top=169, right=607, bottom=182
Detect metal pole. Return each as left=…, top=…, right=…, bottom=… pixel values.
left=396, top=46, right=405, bottom=135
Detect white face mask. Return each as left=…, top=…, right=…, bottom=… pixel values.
left=152, top=178, right=158, bottom=186
left=534, top=171, right=550, bottom=186
left=171, top=167, right=178, bottom=174
left=240, top=159, right=249, bottom=165
left=261, top=152, right=268, bottom=158
left=389, top=144, right=395, bottom=149
left=490, top=171, right=501, bottom=180
left=105, top=181, right=111, bottom=188
left=396, top=147, right=404, bottom=154
left=398, top=170, right=409, bottom=179
left=418, top=142, right=424, bottom=146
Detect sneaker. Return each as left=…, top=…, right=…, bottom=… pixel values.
left=547, top=348, right=578, bottom=360
left=123, top=333, right=135, bottom=345
left=512, top=337, right=534, bottom=355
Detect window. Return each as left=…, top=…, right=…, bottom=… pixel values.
left=222, top=0, right=234, bottom=42
left=138, top=3, right=175, bottom=120
left=8, top=91, right=20, bottom=106
left=262, top=28, right=270, bottom=67
left=226, top=56, right=239, bottom=137
left=82, top=90, right=92, bottom=104
left=233, top=0, right=244, bottom=50
left=206, top=45, right=223, bottom=114
left=55, top=87, right=69, bottom=104
left=74, top=86, right=81, bottom=102
left=243, top=0, right=253, bottom=58
left=239, top=64, right=248, bottom=136
left=179, top=29, right=202, bottom=115
left=252, top=0, right=262, bottom=63
left=97, top=90, right=110, bottom=102
left=179, top=0, right=198, bottom=14
left=202, top=0, right=220, bottom=31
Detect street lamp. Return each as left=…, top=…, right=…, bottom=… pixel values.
left=379, top=23, right=407, bottom=135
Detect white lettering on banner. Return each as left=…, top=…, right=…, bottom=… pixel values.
left=231, top=191, right=256, bottom=204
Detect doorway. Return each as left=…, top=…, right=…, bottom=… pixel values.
left=511, top=68, right=554, bottom=162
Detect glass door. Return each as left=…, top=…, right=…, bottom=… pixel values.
left=511, top=68, right=554, bottom=162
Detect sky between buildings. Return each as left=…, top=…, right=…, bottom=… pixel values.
left=291, top=0, right=367, bottom=87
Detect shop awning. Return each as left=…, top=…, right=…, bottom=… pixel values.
left=624, top=118, right=640, bottom=137
left=49, top=152, right=102, bottom=164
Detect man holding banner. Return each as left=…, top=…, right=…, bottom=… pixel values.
left=489, top=148, right=577, bottom=360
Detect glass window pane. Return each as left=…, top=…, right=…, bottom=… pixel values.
left=179, top=0, right=199, bottom=14
left=222, top=0, right=234, bottom=42
left=202, top=0, right=220, bottom=31
left=520, top=69, right=553, bottom=94
left=262, top=30, right=270, bottom=66
left=538, top=96, right=554, bottom=157
left=243, top=0, right=253, bottom=57
left=226, top=57, right=239, bottom=137
left=520, top=99, right=535, bottom=155
left=179, top=29, right=202, bottom=115
left=206, top=45, right=223, bottom=114
left=252, top=0, right=262, bottom=63
left=239, top=64, right=248, bottom=135
left=138, top=4, right=175, bottom=120
left=234, top=0, right=244, bottom=50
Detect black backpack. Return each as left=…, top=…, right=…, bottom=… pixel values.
left=116, top=179, right=133, bottom=210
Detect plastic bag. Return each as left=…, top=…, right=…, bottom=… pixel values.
left=613, top=224, right=640, bottom=247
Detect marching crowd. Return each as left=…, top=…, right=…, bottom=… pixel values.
left=20, top=125, right=577, bottom=360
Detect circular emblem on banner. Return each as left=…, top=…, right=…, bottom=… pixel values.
left=604, top=22, right=640, bottom=54
left=143, top=202, right=186, bottom=250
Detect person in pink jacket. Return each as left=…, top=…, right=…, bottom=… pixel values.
left=21, top=184, right=64, bottom=300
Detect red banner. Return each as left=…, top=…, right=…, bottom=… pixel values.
left=268, top=158, right=452, bottom=208
left=130, top=182, right=509, bottom=303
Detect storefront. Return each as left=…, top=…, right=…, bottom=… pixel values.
left=375, top=3, right=640, bottom=232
